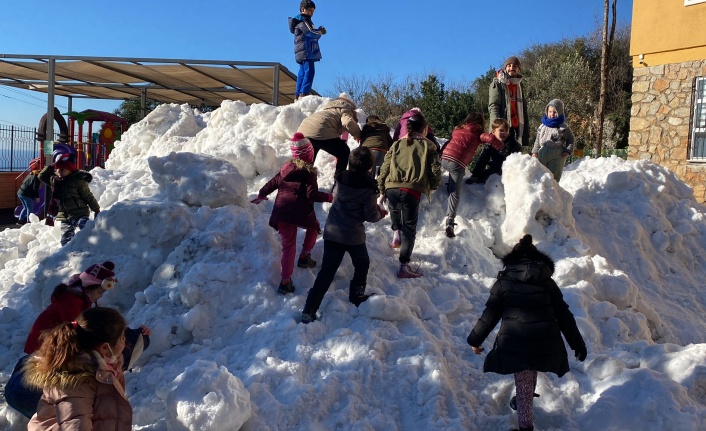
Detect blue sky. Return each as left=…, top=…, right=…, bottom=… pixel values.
left=0, top=0, right=633, bottom=129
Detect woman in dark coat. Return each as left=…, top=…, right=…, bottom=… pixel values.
left=467, top=234, right=587, bottom=431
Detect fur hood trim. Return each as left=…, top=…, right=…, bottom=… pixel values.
left=23, top=353, right=96, bottom=390
left=285, top=158, right=318, bottom=174
left=501, top=245, right=555, bottom=275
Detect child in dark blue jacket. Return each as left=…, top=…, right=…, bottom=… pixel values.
left=289, top=0, right=326, bottom=100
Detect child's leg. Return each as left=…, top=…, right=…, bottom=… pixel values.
left=514, top=370, right=538, bottom=430
left=278, top=222, right=298, bottom=281
left=442, top=160, right=465, bottom=224
left=300, top=60, right=316, bottom=95
left=303, top=240, right=347, bottom=316
left=295, top=63, right=306, bottom=97
left=60, top=219, right=79, bottom=246
left=17, top=195, right=32, bottom=222
left=397, top=191, right=420, bottom=264
left=300, top=227, right=318, bottom=258
left=348, top=243, right=370, bottom=287
left=77, top=216, right=89, bottom=230
left=371, top=150, right=385, bottom=177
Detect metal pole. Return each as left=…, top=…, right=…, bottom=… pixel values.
left=44, top=58, right=56, bottom=219
left=10, top=125, right=14, bottom=171
left=273, top=64, right=280, bottom=106
left=141, top=88, right=147, bottom=120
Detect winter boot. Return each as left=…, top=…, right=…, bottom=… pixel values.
left=277, top=279, right=295, bottom=295
left=349, top=282, right=373, bottom=307
left=389, top=230, right=401, bottom=249
left=445, top=218, right=456, bottom=238
left=297, top=254, right=316, bottom=268
left=301, top=312, right=316, bottom=324
left=397, top=263, right=423, bottom=279
left=464, top=175, right=483, bottom=185
left=510, top=393, right=540, bottom=411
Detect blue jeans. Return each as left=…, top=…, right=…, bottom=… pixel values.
left=385, top=188, right=420, bottom=264
left=296, top=60, right=316, bottom=96
left=17, top=194, right=35, bottom=222
left=60, top=216, right=89, bottom=246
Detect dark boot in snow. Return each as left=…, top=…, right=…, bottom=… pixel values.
left=300, top=312, right=316, bottom=324
left=349, top=283, right=373, bottom=306
left=277, top=279, right=295, bottom=295
left=510, top=393, right=540, bottom=410
left=297, top=254, right=316, bottom=268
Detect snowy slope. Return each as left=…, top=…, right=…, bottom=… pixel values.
left=1, top=96, right=705, bottom=431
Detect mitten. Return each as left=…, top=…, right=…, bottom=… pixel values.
left=94, top=209, right=101, bottom=215
left=326, top=193, right=334, bottom=203
left=251, top=196, right=268, bottom=204
left=574, top=345, right=587, bottom=362
left=319, top=26, right=327, bottom=34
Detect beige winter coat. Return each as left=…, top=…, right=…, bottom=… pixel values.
left=24, top=352, right=132, bottom=431
left=297, top=97, right=362, bottom=141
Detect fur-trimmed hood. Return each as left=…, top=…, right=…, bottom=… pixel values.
left=281, top=158, right=317, bottom=180
left=23, top=353, right=97, bottom=390
left=500, top=246, right=555, bottom=283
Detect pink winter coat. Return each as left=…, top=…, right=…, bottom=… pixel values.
left=25, top=353, right=132, bottom=431
left=441, top=123, right=503, bottom=167
left=257, top=158, right=331, bottom=232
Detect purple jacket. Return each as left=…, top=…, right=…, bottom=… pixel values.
left=393, top=109, right=436, bottom=141
left=258, top=159, right=331, bottom=232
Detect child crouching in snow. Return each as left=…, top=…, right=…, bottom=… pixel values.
left=301, top=147, right=387, bottom=323
left=467, top=234, right=587, bottom=431
left=252, top=133, right=333, bottom=295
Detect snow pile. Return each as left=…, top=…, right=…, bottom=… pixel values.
left=0, top=97, right=705, bottom=431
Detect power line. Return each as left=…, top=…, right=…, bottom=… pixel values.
left=0, top=89, right=69, bottom=110
left=0, top=118, right=34, bottom=128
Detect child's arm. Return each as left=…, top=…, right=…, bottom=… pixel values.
left=426, top=144, right=442, bottom=191
left=341, top=111, right=362, bottom=141
left=38, top=165, right=54, bottom=185
left=256, top=173, right=282, bottom=201
left=377, top=149, right=393, bottom=195
left=562, top=127, right=575, bottom=157
left=363, top=191, right=385, bottom=223
left=306, top=178, right=333, bottom=203
left=77, top=181, right=100, bottom=213
left=531, top=127, right=542, bottom=156
left=467, top=281, right=504, bottom=349
left=481, top=133, right=504, bottom=151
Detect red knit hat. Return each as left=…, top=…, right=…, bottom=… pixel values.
left=53, top=152, right=78, bottom=172
left=290, top=132, right=314, bottom=163
left=79, top=261, right=117, bottom=289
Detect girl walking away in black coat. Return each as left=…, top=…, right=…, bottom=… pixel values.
left=467, top=235, right=587, bottom=431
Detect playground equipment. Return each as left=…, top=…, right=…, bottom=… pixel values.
left=65, top=109, right=127, bottom=169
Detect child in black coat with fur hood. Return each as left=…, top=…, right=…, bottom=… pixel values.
left=467, top=234, right=587, bottom=431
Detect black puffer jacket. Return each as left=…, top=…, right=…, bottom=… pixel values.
left=324, top=170, right=382, bottom=245
left=467, top=247, right=585, bottom=377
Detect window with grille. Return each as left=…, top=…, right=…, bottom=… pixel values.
left=690, top=77, right=706, bottom=161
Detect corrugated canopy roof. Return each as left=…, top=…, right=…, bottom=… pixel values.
left=0, top=54, right=308, bottom=107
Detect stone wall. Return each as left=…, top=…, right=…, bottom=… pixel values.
left=628, top=60, right=706, bottom=202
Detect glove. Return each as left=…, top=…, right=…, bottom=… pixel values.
left=251, top=196, right=268, bottom=204
left=319, top=26, right=327, bottom=34
left=94, top=209, right=100, bottom=216
left=45, top=216, right=54, bottom=226
left=574, top=345, right=587, bottom=362
left=326, top=193, right=334, bottom=203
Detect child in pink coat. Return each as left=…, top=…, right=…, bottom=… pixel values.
left=252, top=133, right=333, bottom=294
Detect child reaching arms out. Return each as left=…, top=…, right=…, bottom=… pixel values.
left=24, top=307, right=132, bottom=431
left=440, top=113, right=503, bottom=237
left=532, top=99, right=575, bottom=181
left=252, top=133, right=333, bottom=294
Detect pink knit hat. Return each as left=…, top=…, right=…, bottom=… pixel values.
left=78, top=261, right=117, bottom=289
left=290, top=132, right=314, bottom=163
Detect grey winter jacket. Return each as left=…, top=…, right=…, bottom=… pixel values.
left=532, top=123, right=575, bottom=155
left=324, top=170, right=382, bottom=245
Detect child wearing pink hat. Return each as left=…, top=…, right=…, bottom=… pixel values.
left=252, top=133, right=333, bottom=294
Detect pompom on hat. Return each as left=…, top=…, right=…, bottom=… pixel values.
left=79, top=261, right=117, bottom=289
left=290, top=132, right=315, bottom=163
left=53, top=152, right=78, bottom=172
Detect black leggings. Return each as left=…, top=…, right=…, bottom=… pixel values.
left=309, top=138, right=350, bottom=178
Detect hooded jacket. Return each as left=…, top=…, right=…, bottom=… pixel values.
left=467, top=246, right=585, bottom=377
left=25, top=353, right=132, bottom=431
left=24, top=284, right=93, bottom=354
left=258, top=158, right=330, bottom=232
left=38, top=166, right=99, bottom=221
left=441, top=123, right=504, bottom=168
left=360, top=120, right=393, bottom=152
left=378, top=134, right=441, bottom=197
left=489, top=71, right=530, bottom=147
left=18, top=173, right=42, bottom=199
left=297, top=98, right=362, bottom=141
left=532, top=99, right=575, bottom=155
left=324, top=170, right=382, bottom=245
left=289, top=14, right=322, bottom=64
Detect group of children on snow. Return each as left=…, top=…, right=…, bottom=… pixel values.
left=253, top=89, right=581, bottom=430
left=4, top=261, right=150, bottom=430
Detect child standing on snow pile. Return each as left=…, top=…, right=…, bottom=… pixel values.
left=377, top=111, right=441, bottom=279
left=300, top=147, right=388, bottom=324
left=297, top=94, right=361, bottom=179
left=440, top=113, right=504, bottom=238
left=289, top=0, right=326, bottom=100
left=17, top=158, right=42, bottom=225
left=38, top=152, right=100, bottom=246
left=532, top=99, right=575, bottom=182
left=360, top=115, right=393, bottom=177
left=252, top=133, right=333, bottom=295
left=467, top=234, right=587, bottom=431
left=24, top=307, right=133, bottom=431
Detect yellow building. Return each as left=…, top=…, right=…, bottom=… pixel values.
left=629, top=0, right=706, bottom=202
